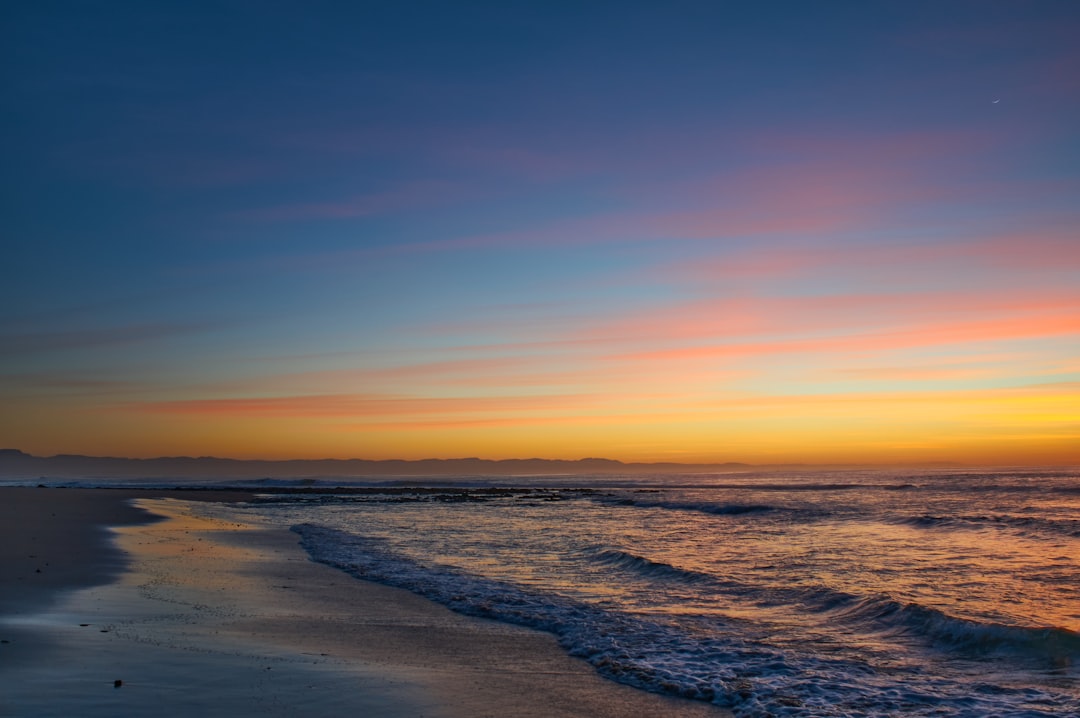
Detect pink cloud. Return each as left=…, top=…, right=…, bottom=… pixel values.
left=357, top=163, right=908, bottom=256
left=828, top=366, right=1004, bottom=382
left=223, top=285, right=1076, bottom=401
left=977, top=228, right=1080, bottom=269
left=264, top=354, right=752, bottom=394
left=573, top=284, right=1079, bottom=349
left=215, top=122, right=1055, bottom=274
left=404, top=133, right=1022, bottom=253
left=610, top=310, right=1080, bottom=366
left=660, top=225, right=1080, bottom=285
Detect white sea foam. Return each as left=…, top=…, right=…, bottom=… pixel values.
left=212, top=468, right=1079, bottom=717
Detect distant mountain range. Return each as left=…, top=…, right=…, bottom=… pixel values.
left=0, top=448, right=758, bottom=479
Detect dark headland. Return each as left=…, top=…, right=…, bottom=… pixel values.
left=0, top=448, right=760, bottom=480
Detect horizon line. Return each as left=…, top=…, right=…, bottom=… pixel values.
left=0, top=448, right=1032, bottom=469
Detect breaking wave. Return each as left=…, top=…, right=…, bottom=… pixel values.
left=293, top=523, right=1079, bottom=717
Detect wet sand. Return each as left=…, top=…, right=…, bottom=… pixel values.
left=0, top=487, right=731, bottom=717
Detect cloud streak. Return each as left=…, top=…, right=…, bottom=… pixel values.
left=0, top=323, right=214, bottom=358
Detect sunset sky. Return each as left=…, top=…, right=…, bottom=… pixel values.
left=2, top=2, right=1078, bottom=464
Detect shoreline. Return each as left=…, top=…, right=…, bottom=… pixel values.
left=0, top=487, right=730, bottom=717
left=0, top=487, right=256, bottom=617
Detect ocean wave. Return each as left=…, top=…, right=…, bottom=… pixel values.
left=292, top=522, right=1080, bottom=717
left=291, top=523, right=752, bottom=701
left=586, top=547, right=715, bottom=585
left=601, top=496, right=786, bottom=517
left=806, top=591, right=1080, bottom=662
left=897, top=513, right=1080, bottom=538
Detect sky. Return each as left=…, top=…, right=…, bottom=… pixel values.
left=2, top=1, right=1078, bottom=465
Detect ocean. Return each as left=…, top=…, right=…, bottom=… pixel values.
left=201, top=468, right=1078, bottom=717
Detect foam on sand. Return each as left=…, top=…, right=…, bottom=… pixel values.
left=0, top=489, right=729, bottom=718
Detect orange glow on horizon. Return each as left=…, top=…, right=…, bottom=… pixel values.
left=3, top=380, right=1076, bottom=466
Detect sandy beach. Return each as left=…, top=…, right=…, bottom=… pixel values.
left=0, top=487, right=730, bottom=717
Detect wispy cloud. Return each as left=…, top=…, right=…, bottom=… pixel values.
left=131, top=392, right=604, bottom=419
left=0, top=323, right=214, bottom=358
left=609, top=311, right=1080, bottom=366
left=660, top=228, right=1080, bottom=285
left=0, top=373, right=150, bottom=394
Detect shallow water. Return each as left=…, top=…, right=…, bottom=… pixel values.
left=210, top=468, right=1079, bottom=717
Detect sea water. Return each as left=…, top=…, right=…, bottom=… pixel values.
left=211, top=468, right=1079, bottom=717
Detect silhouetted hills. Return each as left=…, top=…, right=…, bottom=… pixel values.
left=0, top=449, right=753, bottom=479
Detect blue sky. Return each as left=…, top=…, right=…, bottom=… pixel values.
left=2, top=2, right=1078, bottom=462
